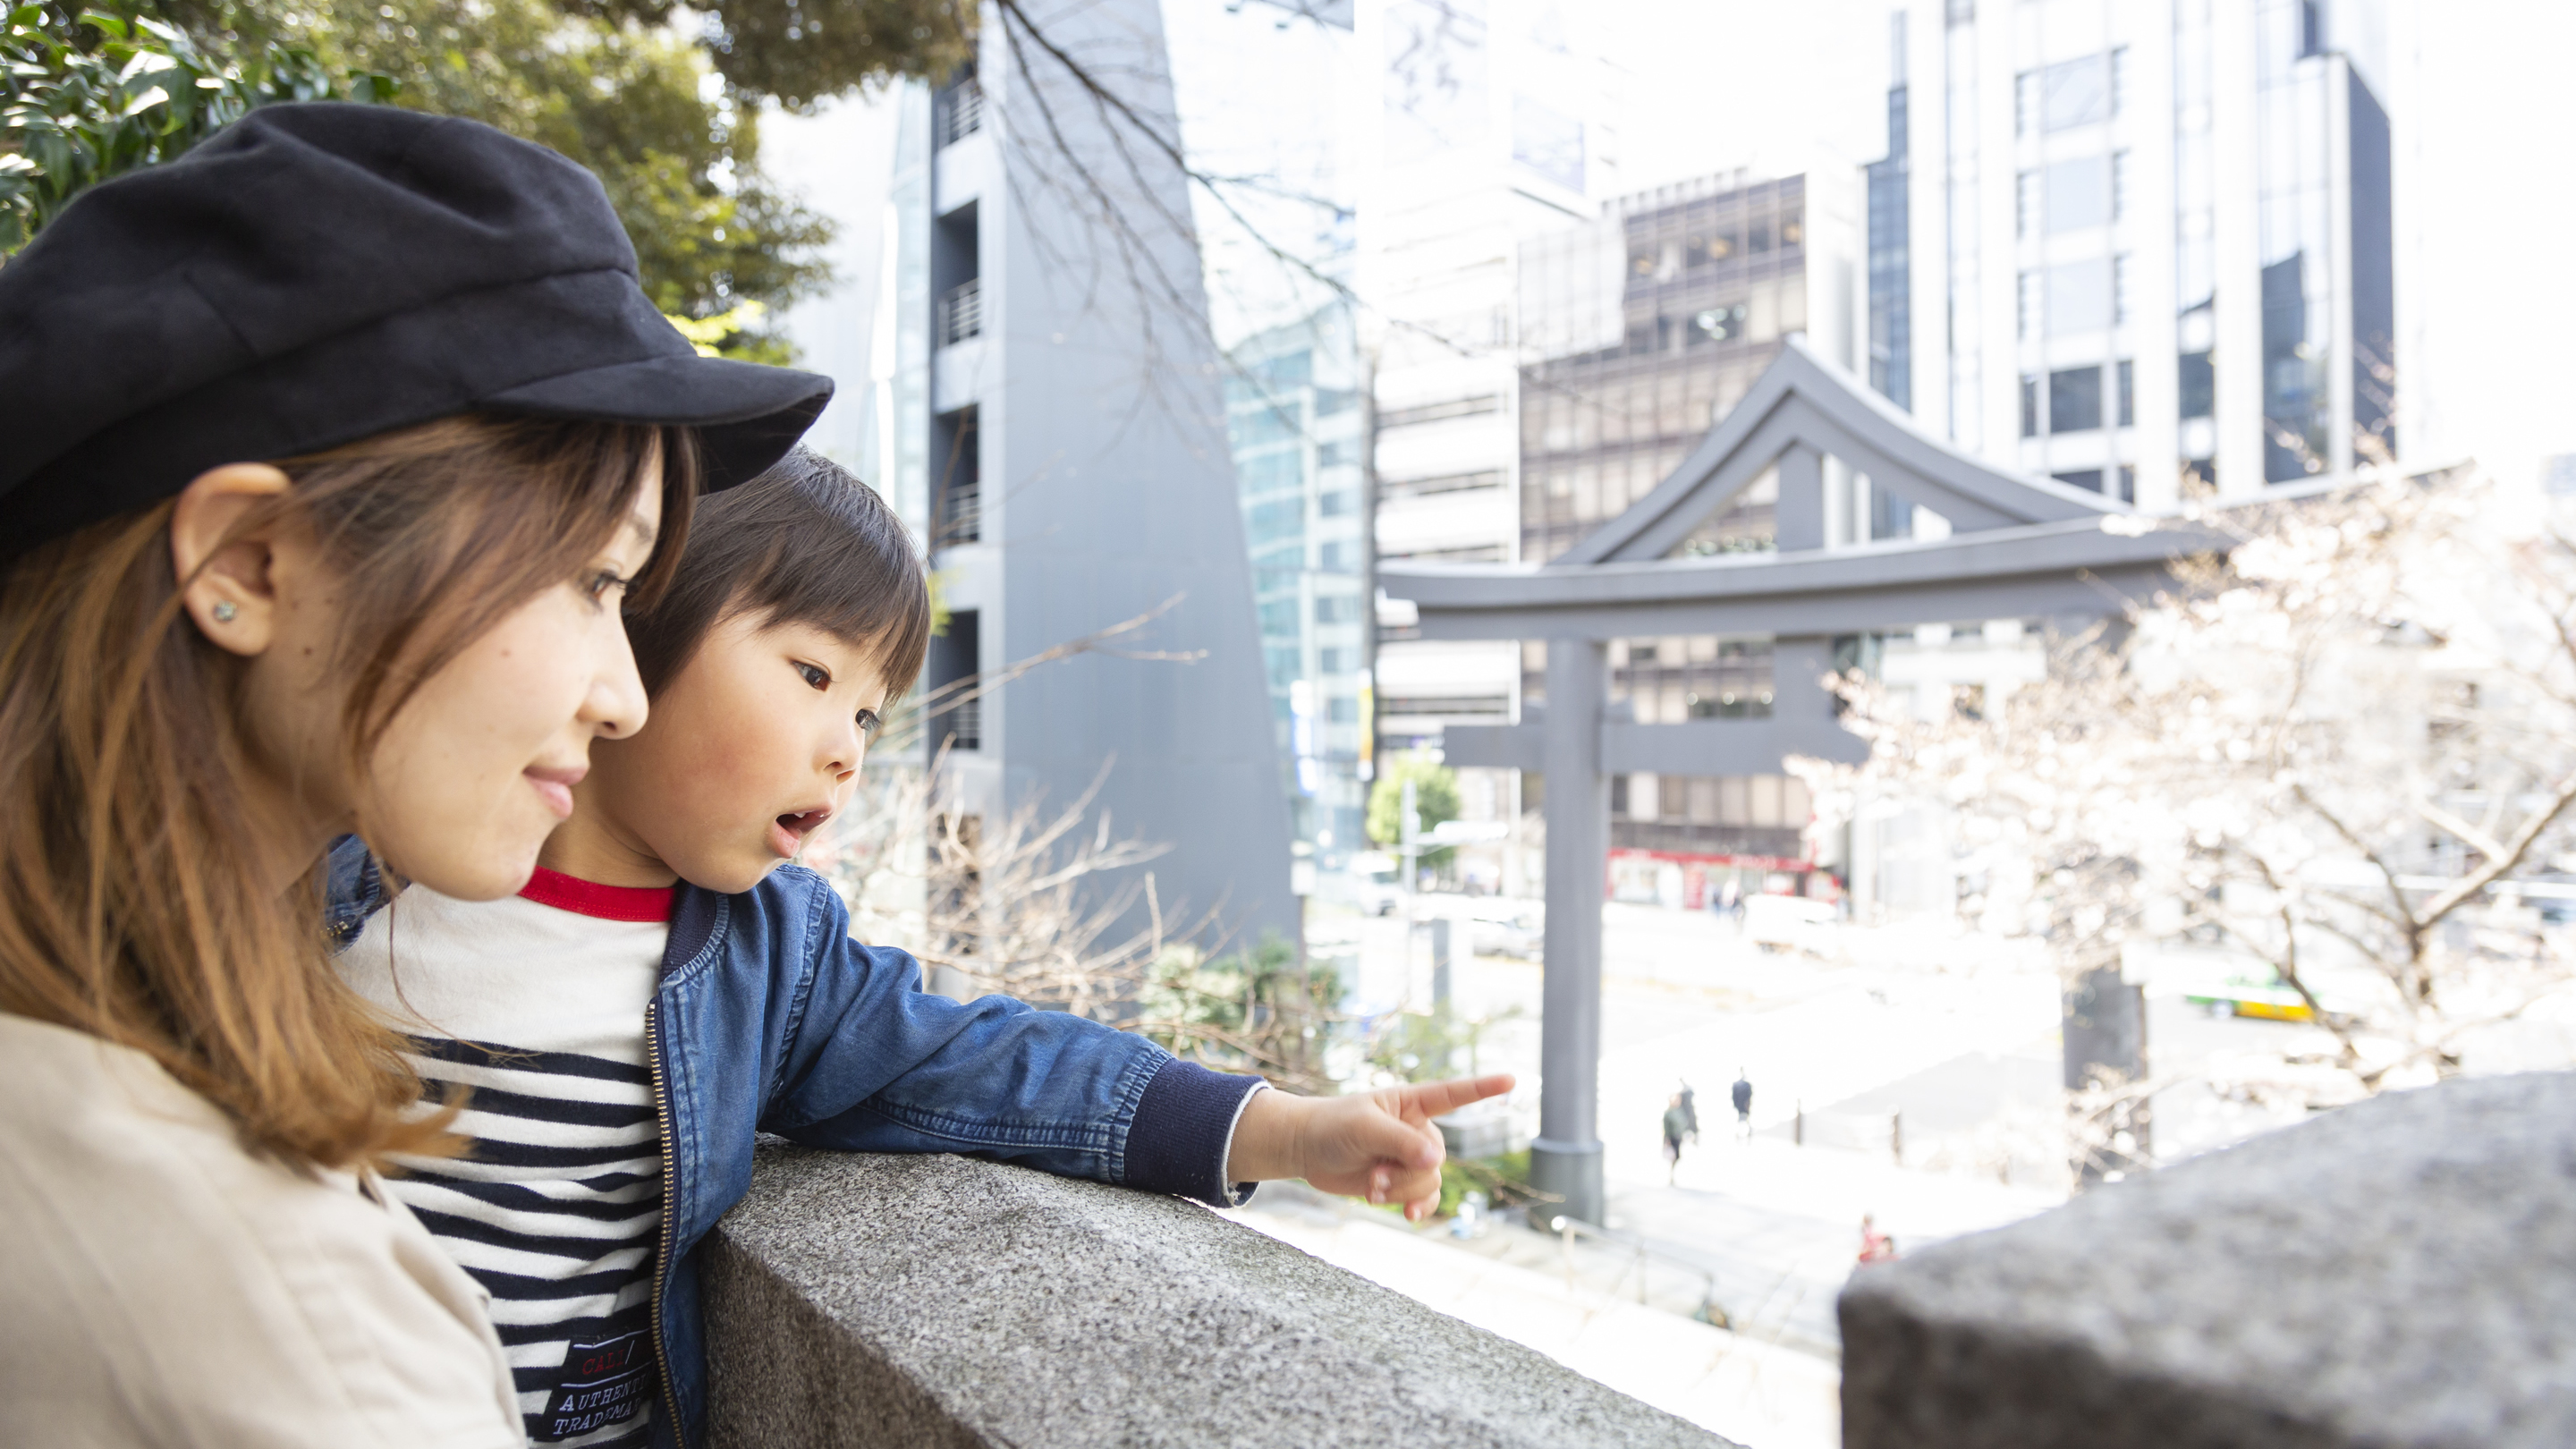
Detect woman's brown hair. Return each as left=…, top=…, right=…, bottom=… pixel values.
left=0, top=413, right=699, bottom=1172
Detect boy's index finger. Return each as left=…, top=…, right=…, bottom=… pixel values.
left=1402, top=1072, right=1516, bottom=1119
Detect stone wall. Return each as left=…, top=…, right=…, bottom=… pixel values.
left=1840, top=1072, right=2576, bottom=1448
left=701, top=1143, right=1735, bottom=1448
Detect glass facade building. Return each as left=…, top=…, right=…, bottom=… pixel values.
left=1516, top=174, right=1813, bottom=565
left=1886, top=0, right=2395, bottom=503
left=1227, top=306, right=1372, bottom=865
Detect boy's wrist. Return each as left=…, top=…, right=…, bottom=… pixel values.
left=1223, top=1086, right=1307, bottom=1183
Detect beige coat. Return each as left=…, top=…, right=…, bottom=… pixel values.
left=0, top=1013, right=524, bottom=1448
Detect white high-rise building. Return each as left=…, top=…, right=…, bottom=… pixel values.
left=1870, top=0, right=2397, bottom=502
left=1357, top=0, right=1627, bottom=777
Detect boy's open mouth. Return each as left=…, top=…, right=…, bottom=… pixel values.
left=768, top=806, right=832, bottom=859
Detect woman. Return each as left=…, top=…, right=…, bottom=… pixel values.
left=0, top=104, right=830, bottom=1445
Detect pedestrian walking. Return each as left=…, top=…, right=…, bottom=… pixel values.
left=1732, top=1068, right=1754, bottom=1140
left=1858, top=1213, right=1898, bottom=1264
left=1662, top=1093, right=1691, bottom=1183
left=1677, top=1080, right=1700, bottom=1144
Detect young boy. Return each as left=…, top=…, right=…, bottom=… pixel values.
left=333, top=450, right=1508, bottom=1449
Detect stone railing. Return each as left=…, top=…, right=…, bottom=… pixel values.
left=701, top=1144, right=1734, bottom=1448
left=1840, top=1071, right=2576, bottom=1448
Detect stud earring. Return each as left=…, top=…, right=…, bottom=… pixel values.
left=211, top=601, right=238, bottom=623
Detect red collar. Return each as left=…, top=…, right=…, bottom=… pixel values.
left=519, top=867, right=676, bottom=923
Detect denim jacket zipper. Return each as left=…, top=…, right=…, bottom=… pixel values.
left=644, top=996, right=687, bottom=1449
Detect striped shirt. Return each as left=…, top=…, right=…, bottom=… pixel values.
left=338, top=869, right=674, bottom=1449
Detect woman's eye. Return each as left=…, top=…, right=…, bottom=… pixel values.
left=794, top=662, right=830, bottom=690
left=855, top=708, right=881, bottom=736
left=586, top=570, right=631, bottom=604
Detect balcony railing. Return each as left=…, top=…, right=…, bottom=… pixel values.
left=938, top=694, right=979, bottom=751
left=942, top=478, right=981, bottom=545
left=936, top=278, right=982, bottom=348
left=936, top=78, right=984, bottom=147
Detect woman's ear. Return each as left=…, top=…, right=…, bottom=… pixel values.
left=170, top=463, right=294, bottom=657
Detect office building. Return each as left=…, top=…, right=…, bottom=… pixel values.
left=1509, top=169, right=1862, bottom=902
left=1360, top=0, right=1627, bottom=809
left=870, top=0, right=1296, bottom=951
left=1870, top=0, right=2396, bottom=501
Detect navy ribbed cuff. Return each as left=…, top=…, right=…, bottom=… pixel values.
left=1125, top=1057, right=1265, bottom=1208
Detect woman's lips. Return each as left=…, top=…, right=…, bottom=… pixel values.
left=525, top=763, right=587, bottom=819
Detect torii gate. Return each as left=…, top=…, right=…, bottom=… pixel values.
left=1379, top=336, right=2225, bottom=1224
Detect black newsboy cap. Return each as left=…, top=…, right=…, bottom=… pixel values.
left=0, top=102, right=834, bottom=555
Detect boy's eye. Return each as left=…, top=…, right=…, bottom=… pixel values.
left=794, top=662, right=830, bottom=691
left=855, top=708, right=881, bottom=736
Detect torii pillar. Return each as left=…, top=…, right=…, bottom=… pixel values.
left=1531, top=639, right=1608, bottom=1227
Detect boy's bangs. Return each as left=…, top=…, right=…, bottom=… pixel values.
left=628, top=449, right=930, bottom=697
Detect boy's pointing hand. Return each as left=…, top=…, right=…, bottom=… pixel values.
left=1224, top=1073, right=1516, bottom=1223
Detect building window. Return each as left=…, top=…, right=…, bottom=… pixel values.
left=2111, top=47, right=2131, bottom=115
left=2117, top=465, right=2137, bottom=503
left=2117, top=360, right=2135, bottom=426
left=2046, top=258, right=2112, bottom=334
left=2179, top=351, right=2215, bottom=419
left=2039, top=54, right=2112, bottom=132
left=2015, top=71, right=2039, bottom=137
left=2053, top=470, right=2105, bottom=494
left=2021, top=375, right=2041, bottom=438
left=2113, top=254, right=2131, bottom=323
left=936, top=405, right=980, bottom=545
left=2045, top=156, right=2108, bottom=233
left=2113, top=150, right=2131, bottom=219
left=2016, top=170, right=2039, bottom=238
left=2048, top=366, right=2104, bottom=434
left=1318, top=490, right=1356, bottom=517
left=2017, top=271, right=2039, bottom=339
left=929, top=610, right=980, bottom=750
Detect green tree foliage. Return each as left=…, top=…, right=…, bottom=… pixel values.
left=563, top=0, right=972, bottom=112
left=1, top=2, right=392, bottom=251
left=217, top=0, right=837, bottom=358
left=10, top=0, right=977, bottom=356
left=1140, top=934, right=1342, bottom=1095
left=1365, top=754, right=1461, bottom=869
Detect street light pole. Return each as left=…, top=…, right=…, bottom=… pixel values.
left=1400, top=774, right=1419, bottom=1007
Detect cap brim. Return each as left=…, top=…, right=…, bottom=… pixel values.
left=484, top=352, right=834, bottom=491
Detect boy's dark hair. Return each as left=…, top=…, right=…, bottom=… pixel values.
left=626, top=447, right=932, bottom=697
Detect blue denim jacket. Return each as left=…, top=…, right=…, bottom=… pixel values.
left=327, top=843, right=1261, bottom=1449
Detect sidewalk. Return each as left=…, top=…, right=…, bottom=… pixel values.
left=1227, top=1185, right=1843, bottom=1449
left=1597, top=1134, right=2064, bottom=1352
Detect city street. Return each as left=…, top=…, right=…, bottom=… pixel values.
left=1327, top=897, right=2334, bottom=1357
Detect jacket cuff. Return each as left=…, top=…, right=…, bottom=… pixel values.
left=1125, top=1057, right=1266, bottom=1208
